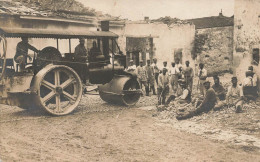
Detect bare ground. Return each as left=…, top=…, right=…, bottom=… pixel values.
left=0, top=94, right=260, bottom=162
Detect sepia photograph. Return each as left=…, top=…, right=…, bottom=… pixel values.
left=0, top=0, right=259, bottom=161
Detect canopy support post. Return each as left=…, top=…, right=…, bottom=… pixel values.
left=69, top=39, right=71, bottom=53
left=112, top=39, right=115, bottom=71
left=56, top=39, right=59, bottom=50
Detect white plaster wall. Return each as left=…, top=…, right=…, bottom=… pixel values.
left=117, top=22, right=195, bottom=69
left=234, top=0, right=260, bottom=89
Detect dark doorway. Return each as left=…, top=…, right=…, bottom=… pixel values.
left=126, top=37, right=154, bottom=67
left=174, top=48, right=183, bottom=63
left=132, top=51, right=140, bottom=66
left=252, top=48, right=259, bottom=65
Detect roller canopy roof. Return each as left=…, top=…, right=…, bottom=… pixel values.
left=0, top=27, right=118, bottom=39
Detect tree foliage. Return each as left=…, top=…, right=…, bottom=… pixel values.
left=193, top=32, right=208, bottom=59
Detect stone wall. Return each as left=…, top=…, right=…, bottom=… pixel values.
left=234, top=0, right=260, bottom=90
left=196, top=26, right=233, bottom=76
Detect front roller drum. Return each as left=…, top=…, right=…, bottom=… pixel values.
left=31, top=64, right=83, bottom=115
left=98, top=75, right=141, bottom=106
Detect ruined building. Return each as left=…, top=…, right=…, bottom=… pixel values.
left=187, top=11, right=234, bottom=76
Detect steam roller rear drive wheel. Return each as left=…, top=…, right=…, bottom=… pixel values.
left=32, top=65, right=82, bottom=115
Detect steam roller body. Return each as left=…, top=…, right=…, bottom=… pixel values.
left=98, top=74, right=142, bottom=106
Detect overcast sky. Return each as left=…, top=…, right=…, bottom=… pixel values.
left=77, top=0, right=234, bottom=20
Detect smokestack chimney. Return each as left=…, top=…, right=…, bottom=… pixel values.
left=144, top=17, right=149, bottom=22
left=101, top=21, right=109, bottom=31
left=219, top=9, right=223, bottom=17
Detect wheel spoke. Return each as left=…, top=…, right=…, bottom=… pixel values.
left=54, top=70, right=60, bottom=86
left=60, top=78, right=75, bottom=89
left=42, top=80, right=55, bottom=90
left=63, top=91, right=76, bottom=102
left=42, top=91, right=55, bottom=104
left=56, top=95, right=61, bottom=112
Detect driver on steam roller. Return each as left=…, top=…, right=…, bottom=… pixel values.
left=74, top=38, right=88, bottom=61
left=89, top=41, right=102, bottom=62
left=74, top=38, right=88, bottom=85
left=14, top=37, right=39, bottom=72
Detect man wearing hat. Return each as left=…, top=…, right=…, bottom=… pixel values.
left=161, top=61, right=169, bottom=73
left=145, top=59, right=156, bottom=95
left=74, top=38, right=88, bottom=84
left=177, top=79, right=217, bottom=120
left=14, top=37, right=39, bottom=72
left=126, top=60, right=136, bottom=73
left=136, top=60, right=148, bottom=95
left=165, top=79, right=192, bottom=105
left=226, top=77, right=244, bottom=113
left=74, top=38, right=88, bottom=61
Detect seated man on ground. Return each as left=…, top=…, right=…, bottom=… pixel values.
left=226, top=77, right=244, bottom=113
left=248, top=66, right=258, bottom=89
left=242, top=70, right=256, bottom=100
left=212, top=76, right=226, bottom=110
left=176, top=80, right=216, bottom=120
left=14, top=37, right=39, bottom=72
left=244, top=66, right=258, bottom=99
left=165, top=79, right=192, bottom=106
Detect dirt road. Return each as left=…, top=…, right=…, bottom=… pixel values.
left=0, top=95, right=259, bottom=161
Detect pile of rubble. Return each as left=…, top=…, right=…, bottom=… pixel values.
left=151, top=16, right=192, bottom=26
left=156, top=72, right=260, bottom=140
left=157, top=99, right=195, bottom=119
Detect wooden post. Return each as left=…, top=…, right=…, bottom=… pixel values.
left=112, top=39, right=115, bottom=70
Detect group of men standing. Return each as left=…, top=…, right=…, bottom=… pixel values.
left=125, top=58, right=195, bottom=100
left=127, top=59, right=157, bottom=96
left=126, top=59, right=259, bottom=120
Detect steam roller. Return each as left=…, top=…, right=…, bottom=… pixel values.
left=98, top=74, right=142, bottom=106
